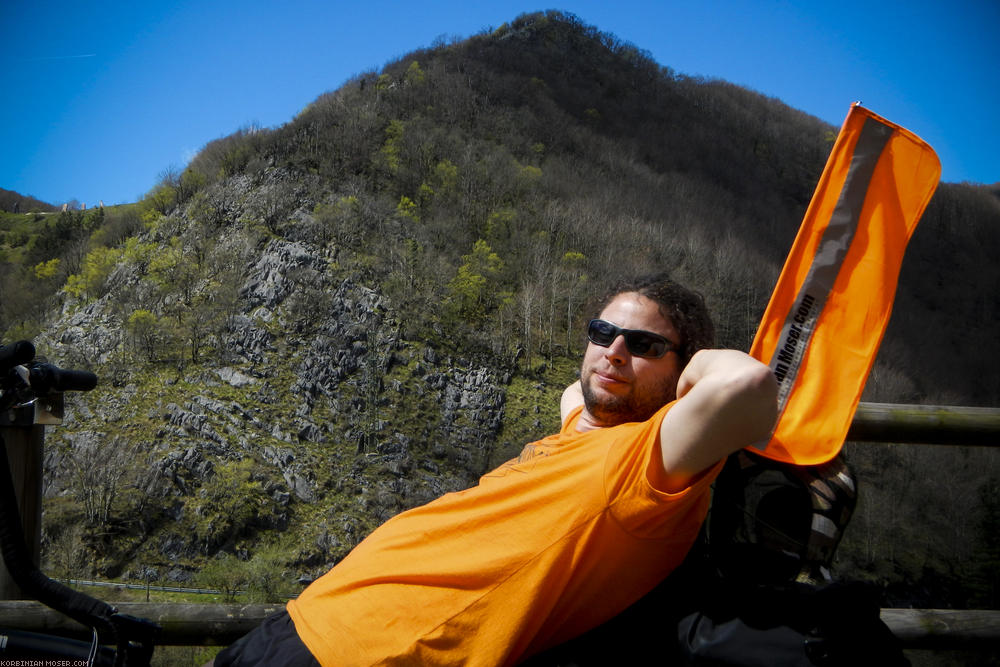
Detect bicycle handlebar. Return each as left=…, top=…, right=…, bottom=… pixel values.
left=26, top=363, right=98, bottom=393
left=1, top=342, right=99, bottom=412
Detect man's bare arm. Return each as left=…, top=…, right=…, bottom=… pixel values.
left=659, top=349, right=778, bottom=493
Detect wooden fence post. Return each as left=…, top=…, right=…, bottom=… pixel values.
left=0, top=426, right=43, bottom=600
left=0, top=395, right=62, bottom=600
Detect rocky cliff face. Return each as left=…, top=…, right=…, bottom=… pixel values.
left=35, top=173, right=527, bottom=582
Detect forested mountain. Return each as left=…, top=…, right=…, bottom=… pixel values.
left=0, top=189, right=58, bottom=214
left=1, top=10, right=998, bottom=614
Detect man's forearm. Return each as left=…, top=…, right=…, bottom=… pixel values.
left=659, top=350, right=778, bottom=491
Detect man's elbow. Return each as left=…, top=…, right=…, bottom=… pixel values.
left=739, top=362, right=779, bottom=442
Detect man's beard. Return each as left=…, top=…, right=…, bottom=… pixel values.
left=580, top=369, right=677, bottom=426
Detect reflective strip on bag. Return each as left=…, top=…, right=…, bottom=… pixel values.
left=749, top=104, right=940, bottom=464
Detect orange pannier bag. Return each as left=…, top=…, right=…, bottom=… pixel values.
left=749, top=104, right=940, bottom=464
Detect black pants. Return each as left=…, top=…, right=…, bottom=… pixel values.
left=214, top=610, right=320, bottom=667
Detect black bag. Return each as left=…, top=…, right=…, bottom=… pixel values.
left=676, top=451, right=909, bottom=666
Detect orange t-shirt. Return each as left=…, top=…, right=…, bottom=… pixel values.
left=287, top=402, right=721, bottom=666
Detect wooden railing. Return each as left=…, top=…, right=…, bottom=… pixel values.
left=1, top=401, right=998, bottom=649
left=0, top=601, right=995, bottom=649
left=848, top=402, right=1000, bottom=446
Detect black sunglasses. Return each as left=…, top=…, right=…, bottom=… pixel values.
left=587, top=319, right=677, bottom=358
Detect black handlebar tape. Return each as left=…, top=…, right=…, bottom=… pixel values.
left=0, top=340, right=35, bottom=373
left=28, top=364, right=98, bottom=393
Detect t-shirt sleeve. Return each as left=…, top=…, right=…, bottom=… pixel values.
left=602, top=403, right=723, bottom=539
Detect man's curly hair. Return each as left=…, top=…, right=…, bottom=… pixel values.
left=592, top=273, right=715, bottom=368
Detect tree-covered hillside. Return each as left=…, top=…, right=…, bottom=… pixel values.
left=1, top=10, right=998, bottom=612
left=0, top=188, right=58, bottom=215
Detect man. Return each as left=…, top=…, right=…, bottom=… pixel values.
left=214, top=273, right=778, bottom=666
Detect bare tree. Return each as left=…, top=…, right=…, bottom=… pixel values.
left=69, top=435, right=138, bottom=526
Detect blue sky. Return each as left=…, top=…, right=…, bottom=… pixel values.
left=2, top=0, right=997, bottom=207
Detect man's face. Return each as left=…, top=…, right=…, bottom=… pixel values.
left=580, top=292, right=682, bottom=427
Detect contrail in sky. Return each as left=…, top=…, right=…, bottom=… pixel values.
left=17, top=54, right=97, bottom=62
